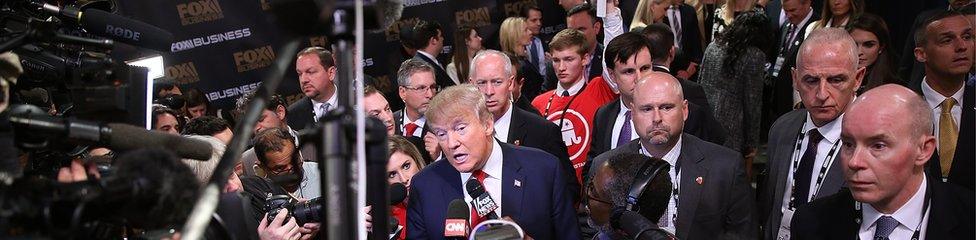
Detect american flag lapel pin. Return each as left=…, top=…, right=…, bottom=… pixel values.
left=514, top=180, right=522, bottom=188
left=695, top=176, right=703, bottom=185
left=513, top=140, right=522, bottom=146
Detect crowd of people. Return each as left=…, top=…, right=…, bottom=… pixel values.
left=77, top=0, right=974, bottom=239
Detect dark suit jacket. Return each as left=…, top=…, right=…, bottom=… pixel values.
left=767, top=12, right=820, bottom=120
left=286, top=97, right=315, bottom=130
left=514, top=95, right=541, bottom=116
left=393, top=109, right=428, bottom=138
left=506, top=107, right=579, bottom=203
left=413, top=53, right=457, bottom=90
left=406, top=143, right=582, bottom=240
left=912, top=82, right=975, bottom=191
left=589, top=134, right=755, bottom=239
left=393, top=109, right=434, bottom=163
left=675, top=4, right=704, bottom=62
left=757, top=109, right=847, bottom=240
left=653, top=65, right=712, bottom=111
left=791, top=180, right=976, bottom=240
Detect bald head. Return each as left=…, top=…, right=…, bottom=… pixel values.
left=631, top=72, right=688, bottom=156
left=634, top=72, right=684, bottom=100
left=793, top=28, right=865, bottom=126
left=847, top=84, right=933, bottom=139
left=797, top=28, right=859, bottom=71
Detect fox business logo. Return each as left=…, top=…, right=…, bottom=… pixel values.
left=165, top=62, right=200, bottom=84
left=177, top=0, right=224, bottom=26
left=456, top=7, right=491, bottom=28
left=385, top=18, right=419, bottom=42
left=233, top=45, right=276, bottom=72
left=503, top=0, right=535, bottom=17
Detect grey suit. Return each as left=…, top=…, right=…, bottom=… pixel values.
left=758, top=109, right=846, bottom=240
left=590, top=134, right=755, bottom=239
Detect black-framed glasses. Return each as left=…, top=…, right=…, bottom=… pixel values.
left=402, top=84, right=439, bottom=93
left=586, top=181, right=612, bottom=205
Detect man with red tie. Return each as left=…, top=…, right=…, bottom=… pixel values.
left=407, top=85, right=581, bottom=239
left=393, top=58, right=441, bottom=160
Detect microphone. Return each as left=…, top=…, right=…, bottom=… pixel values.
left=610, top=207, right=676, bottom=240
left=390, top=182, right=407, bottom=205
left=444, top=199, right=470, bottom=239
left=388, top=217, right=402, bottom=240
left=9, top=105, right=213, bottom=160
left=470, top=219, right=526, bottom=240
left=465, top=178, right=499, bottom=220
left=30, top=1, right=174, bottom=52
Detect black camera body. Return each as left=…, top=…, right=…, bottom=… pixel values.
left=263, top=194, right=322, bottom=225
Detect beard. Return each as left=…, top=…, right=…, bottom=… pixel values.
left=645, top=125, right=674, bottom=145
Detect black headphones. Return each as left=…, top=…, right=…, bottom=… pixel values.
left=625, top=158, right=670, bottom=212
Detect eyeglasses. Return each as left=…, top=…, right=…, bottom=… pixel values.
left=265, top=163, right=294, bottom=176
left=586, top=181, right=612, bottom=205
left=402, top=84, right=439, bottom=93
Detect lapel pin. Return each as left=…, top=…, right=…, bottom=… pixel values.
left=514, top=180, right=522, bottom=188
left=513, top=140, right=521, bottom=146
left=695, top=176, right=703, bottom=185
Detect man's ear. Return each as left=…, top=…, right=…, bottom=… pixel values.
left=275, top=105, right=287, bottom=121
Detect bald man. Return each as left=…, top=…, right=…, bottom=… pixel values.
left=791, top=84, right=975, bottom=240
left=589, top=72, right=754, bottom=239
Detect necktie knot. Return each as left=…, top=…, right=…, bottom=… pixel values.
left=873, top=216, right=899, bottom=240
left=941, top=98, right=957, bottom=114
left=404, top=123, right=419, bottom=137
left=807, top=129, right=824, bottom=145
left=561, top=90, right=570, bottom=97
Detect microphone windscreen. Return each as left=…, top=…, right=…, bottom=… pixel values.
left=107, top=123, right=213, bottom=160
left=472, top=223, right=523, bottom=240
left=80, top=9, right=174, bottom=52
left=465, top=178, right=485, bottom=197
left=617, top=209, right=660, bottom=239
left=446, top=199, right=469, bottom=221
left=610, top=206, right=626, bottom=230
left=389, top=182, right=407, bottom=205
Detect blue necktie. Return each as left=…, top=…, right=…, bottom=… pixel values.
left=873, top=216, right=898, bottom=240
left=617, top=110, right=632, bottom=147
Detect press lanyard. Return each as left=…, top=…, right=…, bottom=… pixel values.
left=786, top=126, right=840, bottom=210
left=853, top=184, right=931, bottom=240
left=542, top=80, right=588, bottom=129
left=640, top=146, right=681, bottom=226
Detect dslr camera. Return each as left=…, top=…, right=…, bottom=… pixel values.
left=264, top=194, right=323, bottom=225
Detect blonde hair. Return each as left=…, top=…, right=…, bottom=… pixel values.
left=426, top=84, right=493, bottom=127
left=719, top=0, right=758, bottom=26
left=631, top=0, right=656, bottom=31
left=500, top=17, right=528, bottom=57
left=388, top=135, right=427, bottom=168
left=549, top=28, right=589, bottom=56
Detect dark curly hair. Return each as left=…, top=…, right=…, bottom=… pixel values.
left=716, top=11, right=773, bottom=78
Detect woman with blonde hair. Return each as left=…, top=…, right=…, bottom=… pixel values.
left=803, top=0, right=864, bottom=37
left=630, top=0, right=670, bottom=31
left=499, top=16, right=545, bottom=99
left=710, top=0, right=763, bottom=38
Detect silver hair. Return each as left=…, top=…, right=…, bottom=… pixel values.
left=396, top=58, right=434, bottom=86
left=796, top=28, right=859, bottom=71
left=469, top=49, right=514, bottom=79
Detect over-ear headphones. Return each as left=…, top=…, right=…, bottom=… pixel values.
left=625, top=158, right=670, bottom=212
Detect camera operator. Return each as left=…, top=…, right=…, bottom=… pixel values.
left=587, top=153, right=674, bottom=240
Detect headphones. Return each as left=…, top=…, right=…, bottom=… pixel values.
left=625, top=158, right=670, bottom=212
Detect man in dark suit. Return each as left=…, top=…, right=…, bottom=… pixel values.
left=392, top=59, right=441, bottom=160
left=897, top=0, right=974, bottom=85
left=665, top=2, right=704, bottom=63
left=590, top=72, right=755, bottom=239
left=757, top=28, right=865, bottom=240
left=287, top=46, right=338, bottom=130
left=909, top=11, right=975, bottom=191
left=412, top=20, right=456, bottom=89
left=791, top=85, right=975, bottom=240
left=407, top=85, right=581, bottom=240
left=764, top=0, right=818, bottom=133
left=470, top=50, right=579, bottom=203
left=640, top=23, right=711, bottom=111
left=566, top=3, right=605, bottom=81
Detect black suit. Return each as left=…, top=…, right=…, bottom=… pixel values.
left=765, top=12, right=819, bottom=134
left=666, top=4, right=704, bottom=62
left=286, top=97, right=315, bottom=130
left=505, top=107, right=579, bottom=203
left=514, top=95, right=541, bottom=116
left=393, top=109, right=434, bottom=163
left=589, top=135, right=755, bottom=239
left=911, top=82, right=975, bottom=191
left=412, top=52, right=456, bottom=89
left=791, top=181, right=976, bottom=240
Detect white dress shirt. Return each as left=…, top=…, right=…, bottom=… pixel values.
left=921, top=77, right=965, bottom=148
left=311, top=86, right=338, bottom=122
left=460, top=140, right=504, bottom=218
left=493, top=104, right=515, bottom=143
left=610, top=99, right=639, bottom=148
left=402, top=113, right=426, bottom=137
left=640, top=136, right=683, bottom=234
left=775, top=113, right=844, bottom=239
left=858, top=175, right=931, bottom=240
left=601, top=6, right=625, bottom=92
left=555, top=75, right=587, bottom=96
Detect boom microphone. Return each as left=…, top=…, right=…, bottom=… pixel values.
left=444, top=199, right=470, bottom=239
left=30, top=1, right=174, bottom=52
left=390, top=182, right=407, bottom=205
left=610, top=207, right=677, bottom=240
left=9, top=105, right=212, bottom=160
left=465, top=178, right=499, bottom=220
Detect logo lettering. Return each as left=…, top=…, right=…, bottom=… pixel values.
left=455, top=7, right=491, bottom=28
left=503, top=0, right=535, bottom=17
left=105, top=25, right=141, bottom=41
left=176, top=0, right=225, bottom=26
left=164, top=62, right=200, bottom=84
left=171, top=28, right=251, bottom=52
left=233, top=45, right=275, bottom=72
left=444, top=219, right=468, bottom=237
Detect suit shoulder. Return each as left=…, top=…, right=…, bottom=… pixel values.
left=793, top=189, right=853, bottom=230
left=686, top=134, right=740, bottom=158
left=770, top=109, right=806, bottom=131
left=509, top=144, right=561, bottom=168
left=411, top=159, right=453, bottom=185
left=515, top=108, right=556, bottom=129
left=287, top=97, right=311, bottom=111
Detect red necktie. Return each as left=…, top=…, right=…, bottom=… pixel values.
left=469, top=170, right=488, bottom=227
left=404, top=123, right=419, bottom=137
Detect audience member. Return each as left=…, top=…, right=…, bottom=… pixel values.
left=565, top=3, right=606, bottom=82
left=846, top=13, right=902, bottom=94
left=764, top=0, right=817, bottom=136
left=406, top=85, right=581, bottom=239
left=802, top=0, right=864, bottom=37
left=500, top=17, right=545, bottom=100
left=666, top=0, right=705, bottom=64
left=469, top=50, right=578, bottom=203
left=587, top=153, right=674, bottom=239
left=152, top=104, right=183, bottom=135
left=758, top=28, right=863, bottom=240
left=234, top=92, right=311, bottom=177
left=897, top=0, right=974, bottom=86
left=590, top=71, right=754, bottom=239
left=365, top=85, right=433, bottom=164
left=393, top=59, right=442, bottom=160
left=446, top=27, right=483, bottom=84
left=183, top=116, right=233, bottom=144
left=288, top=46, right=338, bottom=130
left=184, top=88, right=211, bottom=119
left=181, top=135, right=223, bottom=184
left=253, top=127, right=321, bottom=200
left=631, top=0, right=669, bottom=30
left=558, top=0, right=587, bottom=11
left=365, top=135, right=427, bottom=239
left=698, top=12, right=771, bottom=155
left=590, top=33, right=655, bottom=164
left=412, top=20, right=456, bottom=88
left=710, top=0, right=763, bottom=38
left=520, top=5, right=549, bottom=82
left=154, top=77, right=183, bottom=98
left=790, top=84, right=975, bottom=239
left=910, top=10, right=974, bottom=190
left=506, top=53, right=542, bottom=116
left=532, top=29, right=617, bottom=182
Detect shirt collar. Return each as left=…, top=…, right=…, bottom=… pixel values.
left=802, top=113, right=844, bottom=144
left=555, top=75, right=587, bottom=96
left=311, top=85, right=338, bottom=107
left=460, top=140, right=504, bottom=180
left=404, top=113, right=426, bottom=127
left=493, top=104, right=514, bottom=139
left=921, top=76, right=966, bottom=110
left=417, top=50, right=441, bottom=66
left=619, top=99, right=631, bottom=113
left=640, top=135, right=683, bottom=166
left=861, top=175, right=929, bottom=232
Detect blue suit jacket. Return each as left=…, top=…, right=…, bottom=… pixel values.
left=406, top=142, right=582, bottom=240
